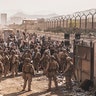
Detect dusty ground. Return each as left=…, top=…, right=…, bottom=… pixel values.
left=0, top=72, right=67, bottom=96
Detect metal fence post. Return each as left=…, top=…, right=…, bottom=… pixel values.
left=90, top=41, right=94, bottom=86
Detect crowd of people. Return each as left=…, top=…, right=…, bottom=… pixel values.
left=0, top=31, right=75, bottom=91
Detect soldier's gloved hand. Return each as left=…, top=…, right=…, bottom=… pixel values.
left=43, top=70, right=47, bottom=75
left=32, top=72, right=35, bottom=77
left=33, top=73, right=35, bottom=77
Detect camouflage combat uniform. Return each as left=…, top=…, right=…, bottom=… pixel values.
left=3, top=52, right=10, bottom=77
left=22, top=50, right=32, bottom=61
left=63, top=57, right=74, bottom=90
left=33, top=51, right=41, bottom=72
left=40, top=51, right=50, bottom=72
left=22, top=58, right=34, bottom=91
left=58, top=49, right=68, bottom=73
left=10, top=51, right=19, bottom=77
left=45, top=56, right=59, bottom=90
left=0, top=61, right=4, bottom=82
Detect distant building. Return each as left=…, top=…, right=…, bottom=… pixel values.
left=37, top=18, right=45, bottom=30
left=22, top=19, right=35, bottom=25
left=37, top=18, right=45, bottom=23
left=9, top=16, right=22, bottom=24
left=1, top=13, right=7, bottom=25
left=22, top=19, right=37, bottom=31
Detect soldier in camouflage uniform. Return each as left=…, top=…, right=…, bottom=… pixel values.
left=40, top=50, right=50, bottom=73
left=3, top=51, right=10, bottom=77
left=53, top=50, right=60, bottom=65
left=10, top=50, right=19, bottom=77
left=63, top=56, right=74, bottom=90
left=0, top=61, right=4, bottom=82
left=0, top=47, right=3, bottom=63
left=22, top=58, right=34, bottom=91
left=45, top=55, right=59, bottom=90
left=12, top=59, right=19, bottom=76
left=22, top=50, right=32, bottom=61
left=58, top=49, right=68, bottom=73
left=33, top=51, right=41, bottom=72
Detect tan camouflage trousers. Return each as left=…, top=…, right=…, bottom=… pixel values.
left=11, top=64, right=18, bottom=77
left=4, top=64, right=10, bottom=77
left=22, top=73, right=32, bottom=91
left=65, top=76, right=72, bottom=90
left=0, top=73, right=2, bottom=82
left=47, top=72, right=58, bottom=90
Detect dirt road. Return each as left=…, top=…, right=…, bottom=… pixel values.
left=0, top=72, right=66, bottom=96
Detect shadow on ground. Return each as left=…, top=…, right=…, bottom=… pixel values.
left=3, top=91, right=27, bottom=96
left=3, top=86, right=65, bottom=96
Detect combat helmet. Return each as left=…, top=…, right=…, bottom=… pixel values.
left=66, top=56, right=72, bottom=61
left=24, top=58, right=31, bottom=63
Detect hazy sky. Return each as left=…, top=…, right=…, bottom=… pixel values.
left=0, top=0, right=96, bottom=17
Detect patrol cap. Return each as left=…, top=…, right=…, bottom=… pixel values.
left=34, top=48, right=39, bottom=52
left=65, top=53, right=68, bottom=57
left=66, top=56, right=72, bottom=61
